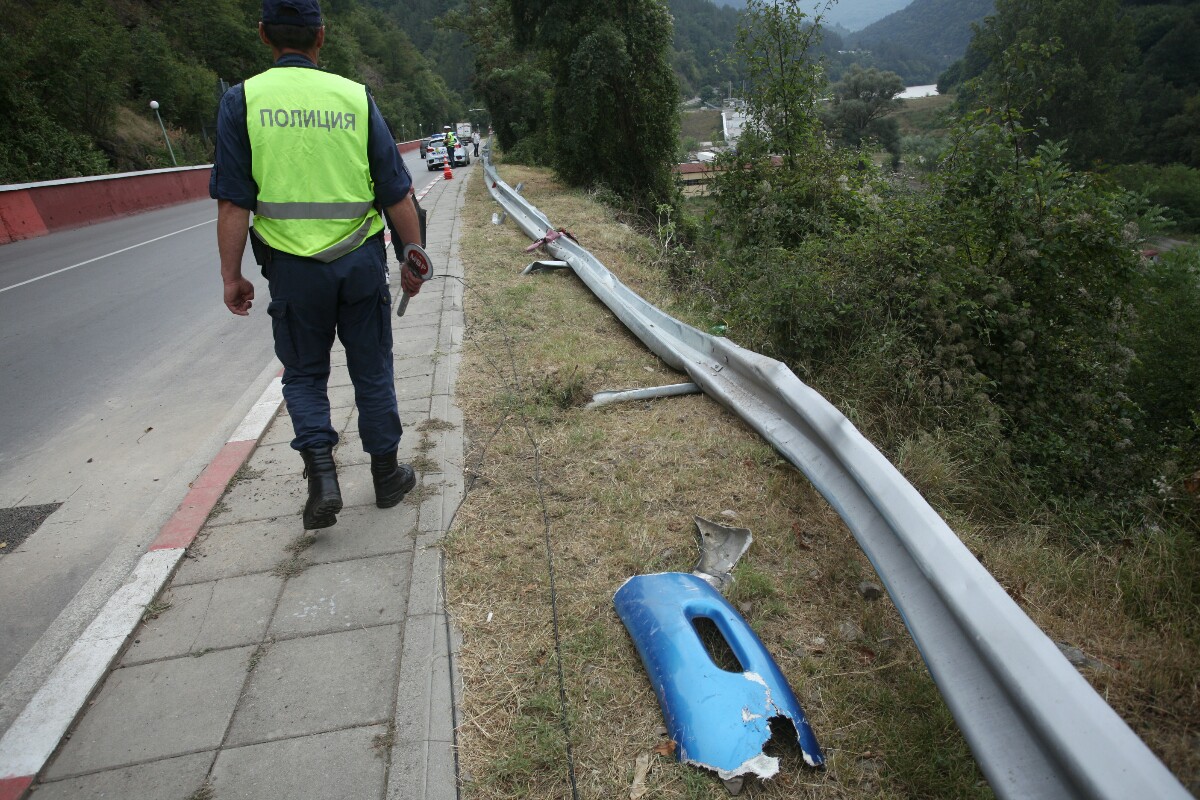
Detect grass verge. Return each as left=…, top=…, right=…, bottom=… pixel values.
left=445, top=164, right=1021, bottom=798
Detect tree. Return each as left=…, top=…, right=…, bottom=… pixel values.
left=443, top=0, right=552, bottom=153
left=825, top=64, right=904, bottom=163
left=30, top=0, right=132, bottom=142
left=956, top=0, right=1132, bottom=166
left=508, top=0, right=681, bottom=211
left=733, top=0, right=827, bottom=163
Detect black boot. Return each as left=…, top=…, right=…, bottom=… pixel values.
left=300, top=445, right=342, bottom=529
left=371, top=451, right=416, bottom=508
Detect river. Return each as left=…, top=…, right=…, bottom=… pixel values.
left=899, top=84, right=939, bottom=99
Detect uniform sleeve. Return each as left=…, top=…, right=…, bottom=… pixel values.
left=209, top=85, right=258, bottom=211
left=365, top=91, right=413, bottom=207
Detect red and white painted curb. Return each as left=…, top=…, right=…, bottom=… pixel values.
left=415, top=176, right=439, bottom=204
left=0, top=376, right=285, bottom=800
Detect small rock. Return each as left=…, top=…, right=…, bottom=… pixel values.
left=1056, top=641, right=1109, bottom=671
left=720, top=509, right=738, bottom=521
left=857, top=581, right=883, bottom=601
left=738, top=601, right=753, bottom=614
left=838, top=621, right=863, bottom=642
left=809, top=636, right=827, bottom=655
left=655, top=725, right=668, bottom=736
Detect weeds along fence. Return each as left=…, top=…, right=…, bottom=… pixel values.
left=480, top=148, right=1191, bottom=800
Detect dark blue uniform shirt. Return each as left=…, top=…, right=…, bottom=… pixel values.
left=209, top=54, right=412, bottom=211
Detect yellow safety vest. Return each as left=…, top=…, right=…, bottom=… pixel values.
left=244, top=67, right=383, bottom=261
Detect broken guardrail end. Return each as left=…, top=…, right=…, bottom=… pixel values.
left=521, top=260, right=571, bottom=275
left=613, top=572, right=823, bottom=792
left=692, top=516, right=753, bottom=593
left=585, top=382, right=701, bottom=409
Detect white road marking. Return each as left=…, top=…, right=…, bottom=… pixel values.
left=0, top=218, right=216, bottom=295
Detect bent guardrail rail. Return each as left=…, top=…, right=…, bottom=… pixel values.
left=481, top=148, right=1190, bottom=799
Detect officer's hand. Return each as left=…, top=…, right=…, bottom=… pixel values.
left=224, top=277, right=255, bottom=316
left=401, top=263, right=423, bottom=296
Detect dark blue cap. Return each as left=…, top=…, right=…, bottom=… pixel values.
left=262, top=0, right=322, bottom=26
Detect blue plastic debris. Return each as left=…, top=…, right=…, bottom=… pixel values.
left=614, top=572, right=823, bottom=782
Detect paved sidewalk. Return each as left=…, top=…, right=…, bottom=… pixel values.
left=26, top=167, right=471, bottom=800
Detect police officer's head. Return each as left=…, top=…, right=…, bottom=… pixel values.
left=259, top=0, right=324, bottom=54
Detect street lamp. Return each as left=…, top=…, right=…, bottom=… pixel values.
left=149, top=100, right=178, bottom=167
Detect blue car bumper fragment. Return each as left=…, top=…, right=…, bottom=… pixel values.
left=613, top=572, right=823, bottom=780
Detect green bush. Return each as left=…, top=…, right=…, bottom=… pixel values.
left=901, top=134, right=946, bottom=172
left=699, top=102, right=1167, bottom=513
left=0, top=90, right=108, bottom=182
left=501, top=137, right=552, bottom=167
left=478, top=62, right=552, bottom=152
left=1108, top=163, right=1200, bottom=233
left=1128, top=246, right=1200, bottom=510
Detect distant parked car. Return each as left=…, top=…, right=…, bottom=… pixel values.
left=425, top=134, right=448, bottom=170
left=452, top=139, right=471, bottom=167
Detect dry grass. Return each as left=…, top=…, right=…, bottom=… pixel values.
left=445, top=165, right=996, bottom=798
left=142, top=597, right=172, bottom=622
left=447, top=161, right=1200, bottom=798
left=272, top=554, right=311, bottom=579
left=680, top=109, right=725, bottom=144
left=889, top=93, right=956, bottom=137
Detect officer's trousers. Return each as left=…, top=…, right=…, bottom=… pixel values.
left=260, top=233, right=402, bottom=454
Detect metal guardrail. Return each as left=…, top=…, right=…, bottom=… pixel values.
left=481, top=149, right=1191, bottom=799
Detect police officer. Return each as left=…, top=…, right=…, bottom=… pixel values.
left=443, top=125, right=457, bottom=166
left=213, top=0, right=425, bottom=531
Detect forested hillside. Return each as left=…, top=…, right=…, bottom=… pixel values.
left=0, top=0, right=761, bottom=182
left=849, top=0, right=994, bottom=77
left=668, top=0, right=743, bottom=99
left=821, top=0, right=914, bottom=31
left=0, top=0, right=464, bottom=183
left=942, top=0, right=1200, bottom=169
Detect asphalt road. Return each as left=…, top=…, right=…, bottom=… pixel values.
left=0, top=144, right=435, bottom=729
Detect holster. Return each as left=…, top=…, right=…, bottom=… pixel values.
left=249, top=226, right=272, bottom=274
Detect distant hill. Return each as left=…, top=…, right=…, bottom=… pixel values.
left=712, top=0, right=915, bottom=31
left=823, top=0, right=915, bottom=32
left=670, top=0, right=744, bottom=99
left=851, top=0, right=994, bottom=65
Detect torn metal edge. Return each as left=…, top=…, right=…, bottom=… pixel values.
left=691, top=516, right=753, bottom=592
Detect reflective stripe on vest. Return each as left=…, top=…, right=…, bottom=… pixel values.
left=244, top=67, right=383, bottom=262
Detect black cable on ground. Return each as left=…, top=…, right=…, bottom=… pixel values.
left=437, top=272, right=581, bottom=800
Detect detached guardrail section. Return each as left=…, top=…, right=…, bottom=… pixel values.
left=481, top=150, right=1190, bottom=800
